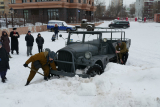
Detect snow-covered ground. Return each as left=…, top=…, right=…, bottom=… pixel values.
left=1, top=21, right=160, bottom=107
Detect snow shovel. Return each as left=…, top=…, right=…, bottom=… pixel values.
left=27, top=66, right=44, bottom=76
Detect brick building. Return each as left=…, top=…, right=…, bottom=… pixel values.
left=8, top=0, right=96, bottom=23
left=0, top=0, right=11, bottom=14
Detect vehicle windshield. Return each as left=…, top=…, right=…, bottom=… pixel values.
left=48, top=22, right=63, bottom=26
left=69, top=33, right=100, bottom=43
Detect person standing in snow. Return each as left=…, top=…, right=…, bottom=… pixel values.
left=10, top=28, right=20, bottom=55
left=36, top=33, right=44, bottom=53
left=25, top=31, right=34, bottom=56
left=53, top=24, right=59, bottom=40
left=23, top=51, right=57, bottom=86
left=1, top=31, right=12, bottom=58
left=115, top=40, right=129, bottom=65
left=0, top=42, right=10, bottom=83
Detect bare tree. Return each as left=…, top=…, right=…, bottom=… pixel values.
left=94, top=0, right=106, bottom=18
left=130, top=6, right=135, bottom=18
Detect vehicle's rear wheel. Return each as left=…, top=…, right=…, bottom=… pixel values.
left=86, top=64, right=103, bottom=77
left=123, top=26, right=127, bottom=29
left=66, top=29, right=70, bottom=33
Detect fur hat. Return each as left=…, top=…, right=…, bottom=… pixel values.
left=28, top=31, right=31, bottom=33
left=117, top=40, right=122, bottom=44
left=13, top=28, right=17, bottom=30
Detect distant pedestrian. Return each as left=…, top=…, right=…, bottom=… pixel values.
left=10, top=28, right=20, bottom=55
left=0, top=42, right=10, bottom=83
left=36, top=33, right=44, bottom=53
left=25, top=31, right=34, bottom=56
left=1, top=31, right=12, bottom=58
left=51, top=34, right=56, bottom=42
left=53, top=24, right=59, bottom=40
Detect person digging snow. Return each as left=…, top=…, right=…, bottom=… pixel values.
left=23, top=50, right=57, bottom=86
left=115, top=40, right=129, bottom=65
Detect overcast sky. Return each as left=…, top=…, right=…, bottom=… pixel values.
left=105, top=0, right=136, bottom=7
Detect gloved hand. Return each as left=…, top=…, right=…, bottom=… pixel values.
left=23, top=63, right=28, bottom=67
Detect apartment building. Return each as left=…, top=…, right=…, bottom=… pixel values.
left=0, top=0, right=11, bottom=14
left=8, top=0, right=97, bottom=23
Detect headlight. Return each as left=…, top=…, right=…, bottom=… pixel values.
left=85, top=51, right=92, bottom=59
left=103, top=38, right=107, bottom=42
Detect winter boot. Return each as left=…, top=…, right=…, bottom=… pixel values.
left=1, top=78, right=5, bottom=83
left=44, top=76, right=48, bottom=81
left=48, top=74, right=51, bottom=79
left=25, top=81, right=30, bottom=86
left=4, top=77, right=7, bottom=80
left=9, top=55, right=12, bottom=58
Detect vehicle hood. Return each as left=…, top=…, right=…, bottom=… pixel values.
left=58, top=43, right=98, bottom=57
left=66, top=25, right=75, bottom=27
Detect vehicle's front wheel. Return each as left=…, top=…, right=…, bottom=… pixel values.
left=66, top=29, right=70, bottom=33
left=110, top=26, right=114, bottom=28
left=86, top=64, right=103, bottom=77
left=87, top=27, right=92, bottom=31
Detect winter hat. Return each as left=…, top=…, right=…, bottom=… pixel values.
left=117, top=40, right=122, bottom=44
left=48, top=51, right=56, bottom=60
left=28, top=31, right=31, bottom=33
left=0, top=42, right=2, bottom=46
left=2, top=31, right=7, bottom=35
left=13, top=28, right=17, bottom=30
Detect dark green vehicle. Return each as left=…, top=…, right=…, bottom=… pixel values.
left=50, top=28, right=131, bottom=78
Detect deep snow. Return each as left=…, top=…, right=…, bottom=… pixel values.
left=0, top=21, right=160, bottom=107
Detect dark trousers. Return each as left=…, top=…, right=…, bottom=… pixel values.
left=0, top=70, right=7, bottom=79
left=27, top=46, right=33, bottom=55
left=55, top=32, right=58, bottom=39
left=38, top=46, right=43, bottom=53
left=122, top=52, right=129, bottom=65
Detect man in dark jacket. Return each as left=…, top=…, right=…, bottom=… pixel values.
left=0, top=42, right=10, bottom=83
left=116, top=40, right=129, bottom=65
left=25, top=31, right=34, bottom=56
left=10, top=28, right=20, bottom=55
left=53, top=24, right=59, bottom=40
left=36, top=33, right=44, bottom=53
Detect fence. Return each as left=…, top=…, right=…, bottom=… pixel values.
left=0, top=14, right=49, bottom=28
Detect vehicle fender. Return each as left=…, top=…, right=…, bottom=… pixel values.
left=90, top=55, right=109, bottom=70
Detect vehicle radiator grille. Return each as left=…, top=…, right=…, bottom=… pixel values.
left=57, top=51, right=73, bottom=73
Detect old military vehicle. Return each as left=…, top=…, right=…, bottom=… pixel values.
left=50, top=28, right=131, bottom=78
left=75, top=19, right=95, bottom=31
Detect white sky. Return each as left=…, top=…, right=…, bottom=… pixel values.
left=105, top=0, right=136, bottom=7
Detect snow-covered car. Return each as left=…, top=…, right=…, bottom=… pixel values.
left=50, top=28, right=131, bottom=78
left=47, top=20, right=76, bottom=33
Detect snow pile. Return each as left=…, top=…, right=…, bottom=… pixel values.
left=0, top=21, right=160, bottom=107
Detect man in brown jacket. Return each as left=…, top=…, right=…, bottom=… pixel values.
left=23, top=51, right=57, bottom=86
left=116, top=40, right=129, bottom=65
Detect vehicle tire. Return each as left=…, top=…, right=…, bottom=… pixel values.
left=123, top=26, right=127, bottom=29
left=66, top=29, right=70, bottom=33
left=110, top=26, right=114, bottom=28
left=86, top=64, right=104, bottom=77
left=87, top=27, right=92, bottom=31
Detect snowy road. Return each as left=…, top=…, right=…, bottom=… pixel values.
left=0, top=21, right=160, bottom=107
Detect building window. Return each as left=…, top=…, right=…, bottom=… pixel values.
left=0, top=6, right=4, bottom=9
left=83, top=0, right=86, bottom=3
left=48, top=9, right=59, bottom=20
left=67, top=0, right=68, bottom=2
left=78, top=0, right=81, bottom=3
left=0, top=2, right=4, bottom=4
left=11, top=0, right=15, bottom=3
left=22, top=0, right=27, bottom=3
left=89, top=1, right=90, bottom=4
left=92, top=2, right=94, bottom=6
left=30, top=0, right=32, bottom=2
left=70, top=0, right=74, bottom=3
left=35, top=0, right=60, bottom=2
left=24, top=10, right=29, bottom=19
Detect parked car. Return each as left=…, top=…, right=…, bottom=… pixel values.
left=109, top=20, right=130, bottom=29
left=75, top=19, right=95, bottom=31
left=47, top=20, right=76, bottom=33
left=50, top=28, right=131, bottom=78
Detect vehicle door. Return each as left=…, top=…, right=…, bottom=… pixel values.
left=61, top=22, right=67, bottom=30
left=114, top=22, right=120, bottom=28
left=57, top=22, right=63, bottom=30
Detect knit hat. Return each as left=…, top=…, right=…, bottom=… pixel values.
left=117, top=40, right=122, bottom=44
left=48, top=51, right=56, bottom=60
left=28, top=31, right=31, bottom=33
left=0, top=42, right=2, bottom=46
